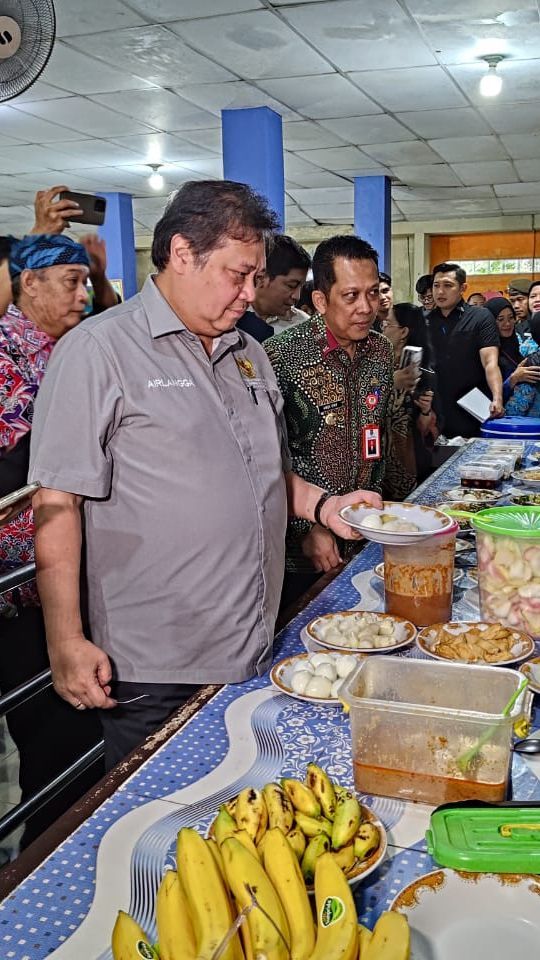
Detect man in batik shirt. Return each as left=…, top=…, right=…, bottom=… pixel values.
left=265, top=235, right=394, bottom=607
left=0, top=234, right=103, bottom=846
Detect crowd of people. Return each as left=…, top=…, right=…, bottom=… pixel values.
left=1, top=180, right=540, bottom=846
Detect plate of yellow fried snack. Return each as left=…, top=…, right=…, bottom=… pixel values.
left=416, top=620, right=535, bottom=667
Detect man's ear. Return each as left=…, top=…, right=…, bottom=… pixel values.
left=461, top=282, right=468, bottom=297
left=20, top=269, right=40, bottom=301
left=312, top=289, right=327, bottom=315
left=169, top=234, right=194, bottom=275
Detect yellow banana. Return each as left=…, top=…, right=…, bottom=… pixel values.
left=206, top=837, right=227, bottom=884
left=176, top=827, right=242, bottom=960
left=308, top=853, right=358, bottom=960
left=335, top=785, right=356, bottom=805
left=306, top=763, right=337, bottom=821
left=301, top=833, right=331, bottom=885
left=213, top=804, right=238, bottom=846
left=234, top=828, right=261, bottom=861
left=262, top=827, right=316, bottom=960
left=286, top=827, right=307, bottom=861
left=234, top=787, right=268, bottom=843
left=111, top=910, right=157, bottom=960
left=354, top=823, right=380, bottom=861
left=263, top=782, right=295, bottom=833
left=329, top=843, right=355, bottom=872
left=359, top=923, right=373, bottom=952
left=156, top=870, right=196, bottom=960
left=363, top=912, right=410, bottom=960
left=295, top=812, right=333, bottom=839
left=282, top=778, right=321, bottom=817
left=332, top=796, right=362, bottom=850
left=221, top=835, right=290, bottom=960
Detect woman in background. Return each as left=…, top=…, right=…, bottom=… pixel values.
left=381, top=302, right=439, bottom=499
left=484, top=297, right=540, bottom=406
left=504, top=312, right=540, bottom=417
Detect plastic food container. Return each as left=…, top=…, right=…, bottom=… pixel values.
left=480, top=416, right=540, bottom=441
left=459, top=462, right=504, bottom=489
left=340, top=657, right=529, bottom=805
left=482, top=455, right=516, bottom=479
left=473, top=506, right=540, bottom=639
left=383, top=520, right=458, bottom=626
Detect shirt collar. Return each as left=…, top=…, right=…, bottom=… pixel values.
left=0, top=303, right=56, bottom=353
left=316, top=314, right=374, bottom=359
left=141, top=274, right=240, bottom=348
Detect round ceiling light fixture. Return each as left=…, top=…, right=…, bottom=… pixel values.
left=147, top=163, right=164, bottom=191
left=479, top=55, right=505, bottom=97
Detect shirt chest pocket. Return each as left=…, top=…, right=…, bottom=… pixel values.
left=245, top=378, right=287, bottom=463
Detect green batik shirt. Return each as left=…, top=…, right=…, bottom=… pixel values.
left=265, top=315, right=394, bottom=572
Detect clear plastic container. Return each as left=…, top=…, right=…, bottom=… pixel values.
left=482, top=455, right=516, bottom=479
left=340, top=657, right=529, bottom=805
left=473, top=506, right=540, bottom=639
left=383, top=521, right=458, bottom=626
left=459, top=462, right=504, bottom=489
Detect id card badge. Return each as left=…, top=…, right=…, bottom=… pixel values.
left=362, top=423, right=381, bottom=461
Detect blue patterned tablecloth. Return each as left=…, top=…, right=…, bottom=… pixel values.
left=1, top=440, right=539, bottom=959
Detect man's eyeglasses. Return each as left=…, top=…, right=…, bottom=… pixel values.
left=211, top=885, right=291, bottom=960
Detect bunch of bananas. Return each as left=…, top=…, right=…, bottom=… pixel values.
left=210, top=763, right=381, bottom=886
left=111, top=830, right=410, bottom=960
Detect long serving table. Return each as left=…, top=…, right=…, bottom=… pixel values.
left=0, top=440, right=539, bottom=959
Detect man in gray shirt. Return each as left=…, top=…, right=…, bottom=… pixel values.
left=29, top=180, right=381, bottom=768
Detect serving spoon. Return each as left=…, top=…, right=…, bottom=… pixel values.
left=513, top=737, right=540, bottom=755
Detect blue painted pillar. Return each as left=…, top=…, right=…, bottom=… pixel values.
left=97, top=192, right=137, bottom=300
left=354, top=176, right=392, bottom=275
left=222, top=107, right=285, bottom=231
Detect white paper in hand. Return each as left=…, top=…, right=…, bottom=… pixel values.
left=457, top=388, right=492, bottom=423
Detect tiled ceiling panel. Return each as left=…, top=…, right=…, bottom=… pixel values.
left=361, top=141, right=443, bottom=166
left=391, top=164, right=463, bottom=187
left=294, top=146, right=375, bottom=171
left=170, top=11, right=331, bottom=79
left=450, top=160, right=517, bottom=186
left=40, top=43, right=156, bottom=96
left=281, top=0, right=436, bottom=70
left=408, top=0, right=540, bottom=65
left=319, top=115, right=414, bottom=145
left=54, top=0, right=146, bottom=37
left=126, top=0, right=263, bottom=20
left=90, top=90, right=219, bottom=132
left=110, top=133, right=219, bottom=164
left=428, top=136, right=509, bottom=163
left=493, top=181, right=540, bottom=197
left=478, top=102, right=540, bottom=134
left=349, top=66, right=467, bottom=112
left=500, top=134, right=540, bottom=159
left=256, top=75, right=381, bottom=119
left=177, top=82, right=299, bottom=119
left=67, top=27, right=235, bottom=85
left=13, top=97, right=157, bottom=138
left=282, top=121, right=348, bottom=151
left=395, top=107, right=492, bottom=139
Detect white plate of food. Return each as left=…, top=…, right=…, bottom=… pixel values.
left=417, top=620, right=535, bottom=667
left=391, top=869, right=540, bottom=960
left=270, top=651, right=363, bottom=704
left=438, top=501, right=487, bottom=530
left=306, top=610, right=417, bottom=654
left=443, top=486, right=502, bottom=503
left=510, top=491, right=540, bottom=507
left=372, top=562, right=463, bottom=586
left=519, top=656, right=540, bottom=695
left=512, top=467, right=540, bottom=488
left=339, top=501, right=454, bottom=545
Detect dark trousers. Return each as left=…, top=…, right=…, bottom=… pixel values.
left=0, top=604, right=103, bottom=848
left=99, top=681, right=198, bottom=771
left=280, top=569, right=322, bottom=613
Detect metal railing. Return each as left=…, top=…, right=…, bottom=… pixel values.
left=0, top=563, right=104, bottom=844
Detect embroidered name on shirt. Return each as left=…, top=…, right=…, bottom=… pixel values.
left=147, top=377, right=195, bottom=389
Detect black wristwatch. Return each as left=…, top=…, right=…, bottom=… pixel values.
left=314, top=490, right=334, bottom=528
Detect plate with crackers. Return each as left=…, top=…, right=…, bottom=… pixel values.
left=416, top=620, right=535, bottom=667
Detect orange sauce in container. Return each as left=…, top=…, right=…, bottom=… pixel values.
left=354, top=760, right=506, bottom=805
left=383, top=521, right=458, bottom=626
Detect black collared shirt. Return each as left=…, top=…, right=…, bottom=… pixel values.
left=237, top=309, right=274, bottom=344
left=428, top=299, right=499, bottom=437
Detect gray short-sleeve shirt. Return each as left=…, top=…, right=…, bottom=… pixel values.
left=29, top=277, right=289, bottom=684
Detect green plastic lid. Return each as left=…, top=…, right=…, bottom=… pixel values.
left=472, top=505, right=540, bottom=539
left=426, top=803, right=540, bottom=873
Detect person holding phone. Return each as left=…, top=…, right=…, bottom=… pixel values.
left=381, top=303, right=439, bottom=499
